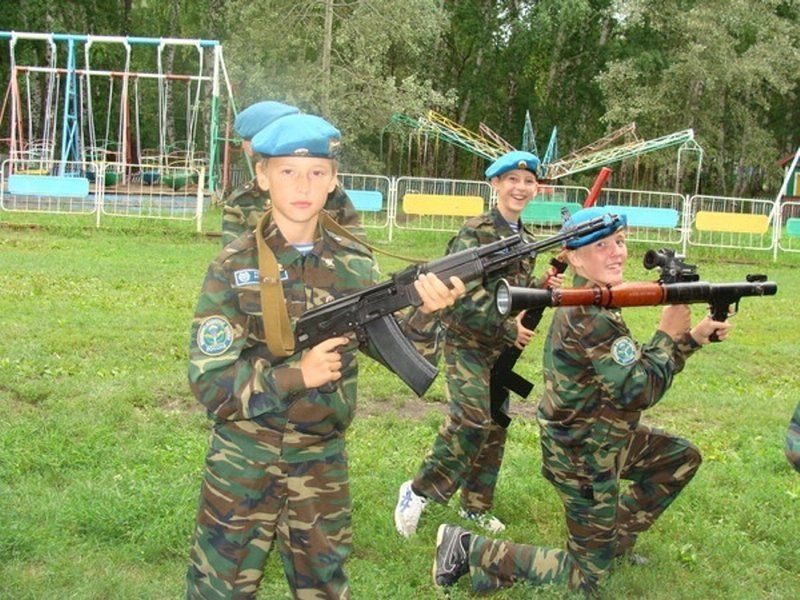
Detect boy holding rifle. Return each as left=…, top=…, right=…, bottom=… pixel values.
left=433, top=206, right=731, bottom=595
left=394, top=151, right=564, bottom=538
left=186, top=112, right=464, bottom=599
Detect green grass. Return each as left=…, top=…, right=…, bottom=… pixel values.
left=1, top=212, right=799, bottom=599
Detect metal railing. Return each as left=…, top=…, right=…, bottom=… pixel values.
left=3, top=166, right=800, bottom=259
left=1, top=157, right=207, bottom=230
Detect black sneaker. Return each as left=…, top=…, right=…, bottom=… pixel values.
left=433, top=524, right=470, bottom=587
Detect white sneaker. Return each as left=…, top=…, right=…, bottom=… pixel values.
left=394, top=480, right=428, bottom=538
left=459, top=509, right=506, bottom=534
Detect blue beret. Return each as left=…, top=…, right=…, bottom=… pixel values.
left=562, top=207, right=627, bottom=249
left=233, top=101, right=300, bottom=140
left=251, top=113, right=341, bottom=158
left=485, top=150, right=541, bottom=179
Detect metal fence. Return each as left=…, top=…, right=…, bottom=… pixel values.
left=3, top=166, right=800, bottom=259
left=392, top=176, right=493, bottom=239
left=687, top=194, right=777, bottom=253
left=777, top=200, right=800, bottom=256
left=1, top=157, right=207, bottom=230
left=596, top=188, right=686, bottom=250
left=338, top=173, right=392, bottom=232
left=521, top=184, right=589, bottom=237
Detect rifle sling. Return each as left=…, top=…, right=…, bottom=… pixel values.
left=256, top=209, right=296, bottom=357
left=318, top=210, right=424, bottom=263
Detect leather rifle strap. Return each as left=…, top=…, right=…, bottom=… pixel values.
left=319, top=210, right=423, bottom=264
left=256, top=209, right=295, bottom=357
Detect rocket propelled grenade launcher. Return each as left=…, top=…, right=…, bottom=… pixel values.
left=495, top=248, right=778, bottom=342
left=294, top=213, right=623, bottom=396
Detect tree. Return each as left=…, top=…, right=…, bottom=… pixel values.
left=597, top=0, right=800, bottom=195
left=432, top=0, right=618, bottom=180
left=1, top=0, right=798, bottom=192
left=219, top=0, right=454, bottom=171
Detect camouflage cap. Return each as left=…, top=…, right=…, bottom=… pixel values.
left=251, top=113, right=341, bottom=158
left=485, top=150, right=541, bottom=179
left=562, top=206, right=627, bottom=249
left=233, top=101, right=300, bottom=140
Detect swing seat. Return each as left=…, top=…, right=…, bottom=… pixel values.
left=104, top=171, right=122, bottom=186
left=84, top=167, right=121, bottom=187
left=9, top=174, right=90, bottom=198
left=142, top=171, right=161, bottom=185
left=162, top=169, right=197, bottom=190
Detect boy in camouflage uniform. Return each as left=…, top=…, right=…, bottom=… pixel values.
left=186, top=113, right=464, bottom=599
left=394, top=151, right=564, bottom=538
left=221, top=100, right=363, bottom=246
left=786, top=402, right=800, bottom=472
left=432, top=207, right=732, bottom=595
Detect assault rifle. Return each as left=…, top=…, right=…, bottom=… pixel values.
left=487, top=256, right=566, bottom=427
left=488, top=167, right=612, bottom=426
left=495, top=248, right=778, bottom=343
left=293, top=213, right=622, bottom=396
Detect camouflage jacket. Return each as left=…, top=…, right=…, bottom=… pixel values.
left=221, top=179, right=364, bottom=246
left=786, top=401, right=800, bottom=472
left=220, top=178, right=267, bottom=247
left=439, top=207, right=537, bottom=349
left=189, top=215, right=387, bottom=461
left=538, top=275, right=701, bottom=460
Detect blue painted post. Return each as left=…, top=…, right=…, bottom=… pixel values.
left=59, top=36, right=81, bottom=175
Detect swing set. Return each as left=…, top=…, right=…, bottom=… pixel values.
left=0, top=31, right=239, bottom=225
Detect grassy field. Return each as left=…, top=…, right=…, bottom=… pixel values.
left=1, top=211, right=799, bottom=599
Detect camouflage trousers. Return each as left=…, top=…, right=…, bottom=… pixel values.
left=186, top=421, right=352, bottom=600
left=413, top=338, right=506, bottom=512
left=467, top=424, right=701, bottom=594
left=786, top=401, right=800, bottom=472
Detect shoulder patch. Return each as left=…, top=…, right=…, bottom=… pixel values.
left=610, top=336, right=638, bottom=366
left=197, top=316, right=234, bottom=356
left=233, top=268, right=260, bottom=287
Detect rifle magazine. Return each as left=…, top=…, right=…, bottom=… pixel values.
left=364, top=315, right=439, bottom=396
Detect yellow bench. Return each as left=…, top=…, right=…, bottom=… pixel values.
left=402, top=194, right=484, bottom=217
left=695, top=211, right=769, bottom=234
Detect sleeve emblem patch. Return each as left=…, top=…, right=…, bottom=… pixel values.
left=197, top=316, right=234, bottom=356
left=610, top=336, right=638, bottom=366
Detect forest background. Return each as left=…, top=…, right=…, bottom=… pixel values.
left=1, top=0, right=799, bottom=195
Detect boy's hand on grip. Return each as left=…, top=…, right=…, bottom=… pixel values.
left=300, top=336, right=349, bottom=388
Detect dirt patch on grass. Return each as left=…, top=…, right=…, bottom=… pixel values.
left=358, top=395, right=540, bottom=422
left=168, top=391, right=540, bottom=422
